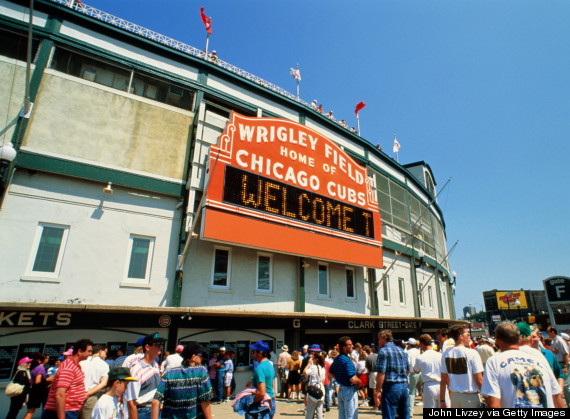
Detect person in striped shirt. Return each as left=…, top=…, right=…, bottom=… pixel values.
left=124, top=333, right=165, bottom=419
left=41, top=339, right=94, bottom=419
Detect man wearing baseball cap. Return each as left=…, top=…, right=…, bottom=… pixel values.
left=92, top=367, right=137, bottom=419
left=546, top=326, right=570, bottom=403
left=248, top=340, right=276, bottom=418
left=124, top=333, right=165, bottom=419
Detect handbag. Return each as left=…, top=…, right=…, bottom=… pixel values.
left=306, top=365, right=323, bottom=399
left=5, top=381, right=24, bottom=398
left=307, top=384, right=323, bottom=400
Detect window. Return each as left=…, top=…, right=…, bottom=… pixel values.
left=50, top=47, right=195, bottom=110
left=28, top=223, right=70, bottom=277
left=383, top=275, right=390, bottom=302
left=418, top=286, right=424, bottom=307
left=256, top=254, right=272, bottom=293
left=428, top=286, right=433, bottom=308
left=125, top=235, right=154, bottom=282
left=318, top=264, right=329, bottom=297
left=346, top=268, right=355, bottom=299
left=398, top=277, right=406, bottom=304
left=0, top=29, right=39, bottom=62
left=212, top=248, right=231, bottom=288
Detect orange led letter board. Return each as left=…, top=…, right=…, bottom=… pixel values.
left=202, top=113, right=383, bottom=267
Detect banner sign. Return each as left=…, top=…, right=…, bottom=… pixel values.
left=202, top=113, right=383, bottom=267
left=496, top=291, right=528, bottom=310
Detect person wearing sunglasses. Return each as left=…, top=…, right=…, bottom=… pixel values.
left=246, top=341, right=276, bottom=418
left=124, top=333, right=165, bottom=419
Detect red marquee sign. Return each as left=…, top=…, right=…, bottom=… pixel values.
left=201, top=113, right=383, bottom=267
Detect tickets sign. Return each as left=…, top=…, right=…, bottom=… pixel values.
left=202, top=113, right=383, bottom=267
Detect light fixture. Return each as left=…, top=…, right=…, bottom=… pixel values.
left=0, top=142, right=17, bottom=188
left=414, top=249, right=425, bottom=268
left=450, top=271, right=457, bottom=287
left=180, top=312, right=192, bottom=320
left=301, top=259, right=310, bottom=268
left=324, top=317, right=328, bottom=324
left=102, top=182, right=113, bottom=194
left=191, top=232, right=199, bottom=239
left=0, top=142, right=17, bottom=163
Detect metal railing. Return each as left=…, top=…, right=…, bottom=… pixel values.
left=48, top=0, right=313, bottom=107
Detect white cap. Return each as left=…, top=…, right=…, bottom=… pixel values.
left=406, top=338, right=417, bottom=346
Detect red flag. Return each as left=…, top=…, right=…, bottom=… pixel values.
left=355, top=101, right=366, bottom=116
left=200, top=7, right=212, bottom=35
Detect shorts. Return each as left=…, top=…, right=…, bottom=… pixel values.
left=224, top=372, right=233, bottom=387
left=358, top=373, right=369, bottom=388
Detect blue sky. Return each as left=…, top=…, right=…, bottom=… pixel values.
left=85, top=0, right=570, bottom=317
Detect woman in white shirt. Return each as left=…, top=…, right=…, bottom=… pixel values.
left=303, top=353, right=326, bottom=419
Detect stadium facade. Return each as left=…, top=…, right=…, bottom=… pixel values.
left=0, top=0, right=460, bottom=400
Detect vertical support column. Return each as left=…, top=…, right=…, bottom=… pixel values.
left=410, top=255, right=421, bottom=319
left=368, top=268, right=379, bottom=316
left=297, top=258, right=306, bottom=313
left=435, top=269, right=443, bottom=319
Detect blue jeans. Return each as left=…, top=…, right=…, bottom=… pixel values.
left=408, top=372, right=420, bottom=417
left=41, top=411, right=79, bottom=419
left=215, top=370, right=226, bottom=401
left=324, top=383, right=331, bottom=408
left=337, top=385, right=358, bottom=419
left=381, top=382, right=409, bottom=419
left=137, top=406, right=152, bottom=419
left=244, top=398, right=275, bottom=419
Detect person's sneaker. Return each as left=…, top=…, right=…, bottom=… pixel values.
left=415, top=401, right=423, bottom=406
left=360, top=401, right=369, bottom=407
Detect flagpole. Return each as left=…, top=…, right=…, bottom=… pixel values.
left=296, top=63, right=300, bottom=100
left=205, top=34, right=210, bottom=55
left=356, top=115, right=361, bottom=135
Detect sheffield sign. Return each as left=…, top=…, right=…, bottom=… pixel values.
left=202, top=113, right=383, bottom=267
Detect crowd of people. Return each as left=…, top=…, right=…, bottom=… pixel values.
left=4, top=323, right=569, bottom=419
left=309, top=100, right=358, bottom=134
left=275, top=323, right=569, bottom=418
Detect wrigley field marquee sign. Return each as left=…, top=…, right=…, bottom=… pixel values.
left=202, top=113, right=383, bottom=267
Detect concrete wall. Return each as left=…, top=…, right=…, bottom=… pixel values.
left=0, top=172, right=180, bottom=306
left=0, top=58, right=26, bottom=144
left=23, top=72, right=193, bottom=181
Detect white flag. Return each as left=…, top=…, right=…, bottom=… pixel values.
left=393, top=137, right=401, bottom=153
left=290, top=68, right=301, bottom=81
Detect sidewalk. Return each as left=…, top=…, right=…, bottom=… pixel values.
left=211, top=396, right=425, bottom=418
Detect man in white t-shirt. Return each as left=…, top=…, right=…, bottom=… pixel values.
left=413, top=334, right=449, bottom=408
left=476, top=338, right=495, bottom=366
left=92, top=367, right=138, bottom=419
left=79, top=344, right=110, bottom=419
left=547, top=326, right=570, bottom=402
left=405, top=338, right=421, bottom=416
left=440, top=324, right=484, bottom=408
left=481, top=322, right=564, bottom=408
left=162, top=345, right=184, bottom=372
